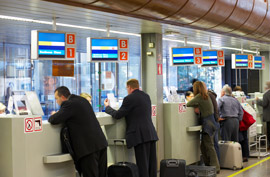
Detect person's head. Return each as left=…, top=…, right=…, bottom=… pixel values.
left=0, top=103, right=6, bottom=114
left=80, top=93, right=92, bottom=104
left=185, top=91, right=194, bottom=102
left=193, top=81, right=208, bottom=100
left=54, top=86, right=71, bottom=106
left=8, top=82, right=14, bottom=88
left=126, top=79, right=139, bottom=94
left=221, top=84, right=232, bottom=97
left=233, top=86, right=242, bottom=91
left=264, top=81, right=270, bottom=91
left=191, top=79, right=198, bottom=85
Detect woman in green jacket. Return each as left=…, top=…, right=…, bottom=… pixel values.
left=187, top=81, right=220, bottom=173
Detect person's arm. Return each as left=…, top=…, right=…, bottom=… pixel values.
left=105, top=96, right=132, bottom=119
left=217, top=98, right=224, bottom=120
left=187, top=95, right=200, bottom=107
left=48, top=101, right=73, bottom=125
left=217, top=98, right=222, bottom=112
left=238, top=102, right=244, bottom=121
left=257, top=94, right=269, bottom=108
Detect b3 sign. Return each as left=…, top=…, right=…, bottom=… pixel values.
left=194, top=47, right=202, bottom=65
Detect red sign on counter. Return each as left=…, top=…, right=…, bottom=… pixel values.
left=178, top=103, right=187, bottom=113
left=25, top=118, right=34, bottom=133
left=152, top=105, right=157, bottom=117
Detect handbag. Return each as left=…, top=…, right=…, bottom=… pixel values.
left=239, top=109, right=256, bottom=131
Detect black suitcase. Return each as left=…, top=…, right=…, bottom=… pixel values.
left=108, top=140, right=139, bottom=177
left=160, top=159, right=186, bottom=177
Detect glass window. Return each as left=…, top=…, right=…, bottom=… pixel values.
left=163, top=40, right=222, bottom=97
left=0, top=35, right=141, bottom=118
left=0, top=43, right=4, bottom=103
left=3, top=44, right=32, bottom=105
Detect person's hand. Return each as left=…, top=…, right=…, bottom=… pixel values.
left=104, top=98, right=110, bottom=107
left=194, top=107, right=200, bottom=114
left=50, top=111, right=57, bottom=115
left=219, top=117, right=225, bottom=121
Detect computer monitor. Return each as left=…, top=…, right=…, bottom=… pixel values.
left=13, top=94, right=32, bottom=115
left=25, top=91, right=44, bottom=116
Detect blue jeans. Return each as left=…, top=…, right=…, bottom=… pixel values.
left=214, top=123, right=220, bottom=162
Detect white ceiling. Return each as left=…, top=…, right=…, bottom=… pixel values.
left=0, top=0, right=269, bottom=54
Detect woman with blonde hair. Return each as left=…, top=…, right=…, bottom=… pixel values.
left=187, top=81, right=220, bottom=173
left=80, top=93, right=92, bottom=105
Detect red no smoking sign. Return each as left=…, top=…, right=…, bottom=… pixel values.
left=24, top=117, right=43, bottom=133
left=25, top=118, right=34, bottom=133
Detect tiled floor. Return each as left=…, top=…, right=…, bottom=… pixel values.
left=217, top=156, right=270, bottom=177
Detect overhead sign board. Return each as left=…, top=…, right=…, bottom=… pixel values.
left=202, top=50, right=218, bottom=67
left=31, top=30, right=76, bottom=60
left=171, top=47, right=202, bottom=66
left=87, top=38, right=129, bottom=62
left=232, top=54, right=250, bottom=69
left=253, top=56, right=264, bottom=70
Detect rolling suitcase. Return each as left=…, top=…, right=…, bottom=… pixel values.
left=219, top=141, right=243, bottom=170
left=160, top=159, right=186, bottom=177
left=108, top=140, right=139, bottom=177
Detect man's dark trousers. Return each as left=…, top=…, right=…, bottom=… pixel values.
left=79, top=148, right=107, bottom=177
left=134, top=141, right=157, bottom=177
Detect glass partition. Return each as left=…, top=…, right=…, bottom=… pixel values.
left=0, top=35, right=141, bottom=118
left=163, top=40, right=222, bottom=98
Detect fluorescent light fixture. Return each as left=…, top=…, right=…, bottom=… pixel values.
left=0, top=15, right=140, bottom=37
left=163, top=38, right=258, bottom=54
left=0, top=15, right=261, bottom=52
left=0, top=15, right=52, bottom=25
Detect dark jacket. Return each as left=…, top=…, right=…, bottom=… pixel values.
left=49, top=94, right=108, bottom=161
left=257, top=90, right=270, bottom=122
left=105, top=89, right=158, bottom=148
left=208, top=90, right=219, bottom=122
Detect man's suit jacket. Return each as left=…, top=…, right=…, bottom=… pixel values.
left=105, top=89, right=158, bottom=148
left=257, top=90, right=270, bottom=122
left=49, top=94, right=108, bottom=160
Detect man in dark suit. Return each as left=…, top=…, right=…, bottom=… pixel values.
left=49, top=86, right=108, bottom=177
left=256, top=81, right=270, bottom=146
left=104, top=79, right=158, bottom=177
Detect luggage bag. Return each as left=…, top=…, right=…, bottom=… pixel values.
left=160, top=159, right=186, bottom=177
left=108, top=140, right=139, bottom=177
left=219, top=141, right=243, bottom=170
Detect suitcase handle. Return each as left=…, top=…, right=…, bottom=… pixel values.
left=114, top=140, right=125, bottom=144
left=166, top=159, right=179, bottom=167
left=113, top=139, right=126, bottom=164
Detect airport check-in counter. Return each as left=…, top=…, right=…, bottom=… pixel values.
left=163, top=103, right=201, bottom=165
left=246, top=92, right=266, bottom=134
left=0, top=113, right=134, bottom=177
